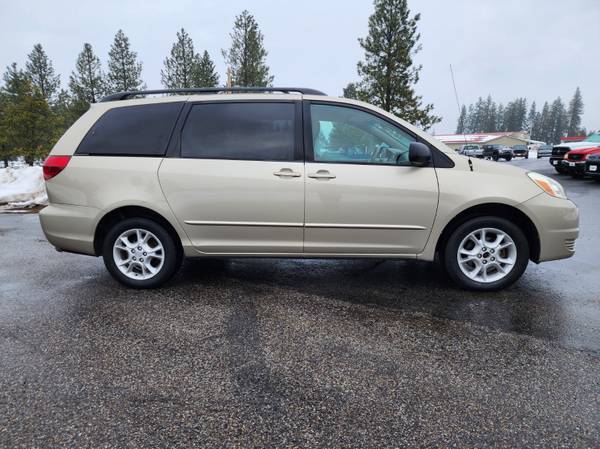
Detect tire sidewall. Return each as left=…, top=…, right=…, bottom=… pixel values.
left=102, top=218, right=179, bottom=289
left=444, top=216, right=530, bottom=291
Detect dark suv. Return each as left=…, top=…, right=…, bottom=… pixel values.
left=511, top=144, right=529, bottom=158
left=482, top=144, right=513, bottom=161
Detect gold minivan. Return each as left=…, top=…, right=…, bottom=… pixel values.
left=40, top=87, right=579, bottom=290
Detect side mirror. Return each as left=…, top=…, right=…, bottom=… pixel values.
left=408, top=142, right=431, bottom=167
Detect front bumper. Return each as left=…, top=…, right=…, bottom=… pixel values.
left=560, top=160, right=586, bottom=176
left=585, top=160, right=600, bottom=178
left=39, top=204, right=100, bottom=256
left=518, top=193, right=579, bottom=262
left=549, top=157, right=567, bottom=171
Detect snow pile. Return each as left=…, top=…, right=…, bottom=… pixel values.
left=0, top=166, right=48, bottom=209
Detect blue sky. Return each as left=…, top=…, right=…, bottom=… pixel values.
left=1, top=0, right=599, bottom=133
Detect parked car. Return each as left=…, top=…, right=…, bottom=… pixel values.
left=511, top=144, right=529, bottom=158
left=40, top=87, right=579, bottom=291
left=550, top=141, right=597, bottom=174
left=561, top=147, right=600, bottom=178
left=536, top=144, right=553, bottom=158
left=482, top=144, right=513, bottom=161
left=458, top=144, right=484, bottom=158
left=584, top=152, right=600, bottom=181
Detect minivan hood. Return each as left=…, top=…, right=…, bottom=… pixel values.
left=447, top=152, right=528, bottom=176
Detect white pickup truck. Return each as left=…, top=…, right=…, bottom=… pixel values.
left=457, top=144, right=484, bottom=158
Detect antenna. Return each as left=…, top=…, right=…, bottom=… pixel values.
left=450, top=64, right=473, bottom=172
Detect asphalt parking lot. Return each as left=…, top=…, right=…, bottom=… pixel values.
left=1, top=157, right=599, bottom=448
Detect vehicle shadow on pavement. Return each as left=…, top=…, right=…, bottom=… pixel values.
left=172, top=258, right=567, bottom=346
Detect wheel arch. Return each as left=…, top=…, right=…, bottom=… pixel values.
left=434, top=203, right=541, bottom=263
left=93, top=205, right=184, bottom=258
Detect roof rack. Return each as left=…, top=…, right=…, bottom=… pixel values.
left=100, top=87, right=326, bottom=102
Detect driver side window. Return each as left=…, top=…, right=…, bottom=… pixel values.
left=310, top=103, right=416, bottom=165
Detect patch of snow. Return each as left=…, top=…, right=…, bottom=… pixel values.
left=0, top=166, right=48, bottom=209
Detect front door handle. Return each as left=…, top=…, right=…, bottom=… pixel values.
left=273, top=168, right=302, bottom=178
left=308, top=170, right=336, bottom=179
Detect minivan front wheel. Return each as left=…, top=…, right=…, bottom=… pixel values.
left=443, top=217, right=529, bottom=291
left=102, top=218, right=180, bottom=288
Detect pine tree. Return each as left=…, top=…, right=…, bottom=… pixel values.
left=0, top=76, right=60, bottom=165
left=482, top=95, right=497, bottom=132
left=471, top=97, right=486, bottom=132
left=25, top=44, right=61, bottom=103
left=342, top=82, right=361, bottom=100
left=549, top=97, right=568, bottom=144
left=567, top=87, right=584, bottom=136
left=455, top=105, right=467, bottom=134
left=107, top=30, right=144, bottom=93
left=1, top=64, right=28, bottom=165
left=496, top=103, right=504, bottom=132
left=53, top=89, right=80, bottom=131
left=69, top=43, right=105, bottom=112
left=353, top=0, right=440, bottom=130
left=527, top=101, right=537, bottom=135
left=222, top=10, right=273, bottom=87
left=466, top=104, right=475, bottom=133
left=538, top=102, right=552, bottom=143
left=194, top=51, right=219, bottom=87
left=502, top=98, right=527, bottom=132
left=2, top=63, right=28, bottom=97
left=161, top=28, right=201, bottom=89
left=517, top=98, right=528, bottom=131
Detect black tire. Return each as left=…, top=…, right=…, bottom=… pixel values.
left=505, top=156, right=512, bottom=162
left=102, top=217, right=181, bottom=289
left=443, top=216, right=529, bottom=291
left=492, top=153, right=499, bottom=161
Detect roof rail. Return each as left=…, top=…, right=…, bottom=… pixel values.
left=100, top=87, right=326, bottom=102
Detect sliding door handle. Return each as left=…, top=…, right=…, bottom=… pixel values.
left=273, top=169, right=302, bottom=178
left=308, top=170, right=336, bottom=179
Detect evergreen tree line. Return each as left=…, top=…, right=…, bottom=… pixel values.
left=0, top=10, right=272, bottom=166
left=455, top=87, right=585, bottom=144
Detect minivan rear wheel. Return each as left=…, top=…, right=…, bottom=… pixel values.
left=443, top=217, right=529, bottom=291
left=102, top=218, right=180, bottom=288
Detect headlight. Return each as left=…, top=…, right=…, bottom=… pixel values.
left=527, top=172, right=567, bottom=199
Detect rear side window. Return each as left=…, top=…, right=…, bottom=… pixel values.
left=76, top=102, right=183, bottom=156
left=181, top=102, right=296, bottom=161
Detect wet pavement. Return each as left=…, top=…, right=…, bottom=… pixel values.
left=1, top=157, right=599, bottom=448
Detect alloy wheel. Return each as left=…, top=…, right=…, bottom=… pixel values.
left=112, top=228, right=165, bottom=280
left=456, top=227, right=517, bottom=283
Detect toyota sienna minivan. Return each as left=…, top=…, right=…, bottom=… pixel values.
left=40, top=87, right=579, bottom=290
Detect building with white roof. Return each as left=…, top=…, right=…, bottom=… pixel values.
left=432, top=131, right=532, bottom=150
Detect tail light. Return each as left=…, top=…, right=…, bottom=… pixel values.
left=43, top=155, right=71, bottom=180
